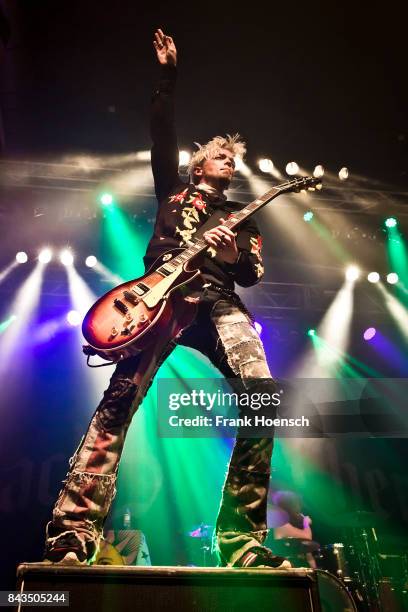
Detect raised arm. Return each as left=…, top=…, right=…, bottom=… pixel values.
left=151, top=29, right=181, bottom=202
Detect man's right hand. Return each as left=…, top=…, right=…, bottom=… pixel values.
left=153, top=28, right=177, bottom=66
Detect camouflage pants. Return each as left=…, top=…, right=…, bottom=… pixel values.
left=46, top=297, right=277, bottom=566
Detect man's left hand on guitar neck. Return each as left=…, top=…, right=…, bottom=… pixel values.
left=203, top=218, right=239, bottom=264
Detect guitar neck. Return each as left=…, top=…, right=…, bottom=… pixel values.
left=157, top=176, right=321, bottom=273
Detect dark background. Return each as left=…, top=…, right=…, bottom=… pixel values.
left=0, top=0, right=406, bottom=185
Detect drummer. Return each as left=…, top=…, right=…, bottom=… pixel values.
left=272, top=490, right=317, bottom=569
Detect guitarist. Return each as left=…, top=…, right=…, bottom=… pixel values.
left=43, top=29, right=290, bottom=570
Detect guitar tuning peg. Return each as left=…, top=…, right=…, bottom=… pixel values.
left=309, top=187, right=316, bottom=191
left=316, top=183, right=323, bottom=190
left=300, top=189, right=307, bottom=194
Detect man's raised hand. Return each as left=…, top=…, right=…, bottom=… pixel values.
left=153, top=29, right=177, bottom=66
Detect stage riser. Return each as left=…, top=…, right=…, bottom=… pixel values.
left=16, top=564, right=358, bottom=612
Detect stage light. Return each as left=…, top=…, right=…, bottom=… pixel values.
left=100, top=192, right=113, bottom=206
left=0, top=262, right=45, bottom=372
left=259, top=159, right=274, bottom=173
left=16, top=252, right=28, bottom=264
left=234, top=156, right=244, bottom=172
left=367, top=272, right=380, bottom=283
left=307, top=329, right=316, bottom=337
left=386, top=272, right=399, bottom=285
left=0, top=314, right=17, bottom=334
left=385, top=217, right=397, bottom=229
left=254, top=321, right=263, bottom=335
left=38, top=248, right=53, bottom=264
left=85, top=255, right=97, bottom=268
left=303, top=211, right=314, bottom=222
left=60, top=249, right=74, bottom=266
left=179, top=150, right=191, bottom=166
left=338, top=167, right=349, bottom=181
left=313, top=165, right=324, bottom=178
left=378, top=283, right=408, bottom=342
left=135, top=150, right=151, bottom=161
left=363, top=327, right=376, bottom=341
left=66, top=310, right=81, bottom=326
left=345, top=265, right=360, bottom=281
left=286, top=162, right=299, bottom=175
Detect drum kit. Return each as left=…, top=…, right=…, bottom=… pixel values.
left=267, top=508, right=408, bottom=611
left=185, top=510, right=407, bottom=611
left=186, top=523, right=214, bottom=567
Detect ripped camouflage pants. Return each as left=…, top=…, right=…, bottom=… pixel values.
left=45, top=297, right=277, bottom=566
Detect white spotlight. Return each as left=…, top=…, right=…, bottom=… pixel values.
left=345, top=265, right=360, bottom=281
left=179, top=150, right=191, bottom=166
left=234, top=155, right=244, bottom=172
left=39, top=248, right=53, bottom=264
left=313, top=165, right=325, bottom=178
left=66, top=310, right=81, bottom=326
left=387, top=272, right=399, bottom=285
left=286, top=162, right=299, bottom=175
left=16, top=252, right=28, bottom=264
left=85, top=255, right=97, bottom=268
left=339, top=167, right=349, bottom=181
left=135, top=150, right=151, bottom=161
left=259, top=158, right=274, bottom=173
left=60, top=249, right=74, bottom=266
left=367, top=272, right=380, bottom=283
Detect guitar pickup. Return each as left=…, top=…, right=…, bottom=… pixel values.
left=114, top=299, right=128, bottom=314
left=123, top=290, right=139, bottom=305
left=133, top=282, right=149, bottom=295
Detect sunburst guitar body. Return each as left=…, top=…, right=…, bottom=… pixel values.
left=82, top=249, right=202, bottom=361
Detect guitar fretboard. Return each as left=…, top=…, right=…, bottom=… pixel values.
left=156, top=177, right=320, bottom=274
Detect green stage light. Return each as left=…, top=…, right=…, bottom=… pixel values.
left=303, top=211, right=314, bottom=222
left=0, top=314, right=17, bottom=334
left=385, top=217, right=397, bottom=228
left=387, top=272, right=399, bottom=285
left=100, top=192, right=114, bottom=206
left=307, top=328, right=316, bottom=336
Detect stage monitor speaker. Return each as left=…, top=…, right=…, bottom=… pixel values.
left=15, top=564, right=356, bottom=611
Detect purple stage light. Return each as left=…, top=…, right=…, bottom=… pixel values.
left=363, top=327, right=376, bottom=341
left=254, top=321, right=263, bottom=335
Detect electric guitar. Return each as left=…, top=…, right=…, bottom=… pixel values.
left=82, top=176, right=322, bottom=361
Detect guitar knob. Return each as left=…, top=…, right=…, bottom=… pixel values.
left=111, top=327, right=119, bottom=337
left=138, top=313, right=148, bottom=325
left=125, top=313, right=133, bottom=322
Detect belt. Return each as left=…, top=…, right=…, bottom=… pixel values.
left=204, top=283, right=255, bottom=324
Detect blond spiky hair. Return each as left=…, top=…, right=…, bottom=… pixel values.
left=188, top=133, right=246, bottom=180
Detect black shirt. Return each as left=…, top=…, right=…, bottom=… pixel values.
left=144, top=64, right=264, bottom=292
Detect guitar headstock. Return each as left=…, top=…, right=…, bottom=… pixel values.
left=278, top=176, right=323, bottom=194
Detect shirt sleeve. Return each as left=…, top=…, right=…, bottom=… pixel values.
left=150, top=64, right=181, bottom=202
left=224, top=216, right=265, bottom=287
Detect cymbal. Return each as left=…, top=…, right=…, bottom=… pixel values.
left=275, top=538, right=320, bottom=553
left=188, top=524, right=213, bottom=538
left=337, top=510, right=383, bottom=527
left=266, top=505, right=290, bottom=528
